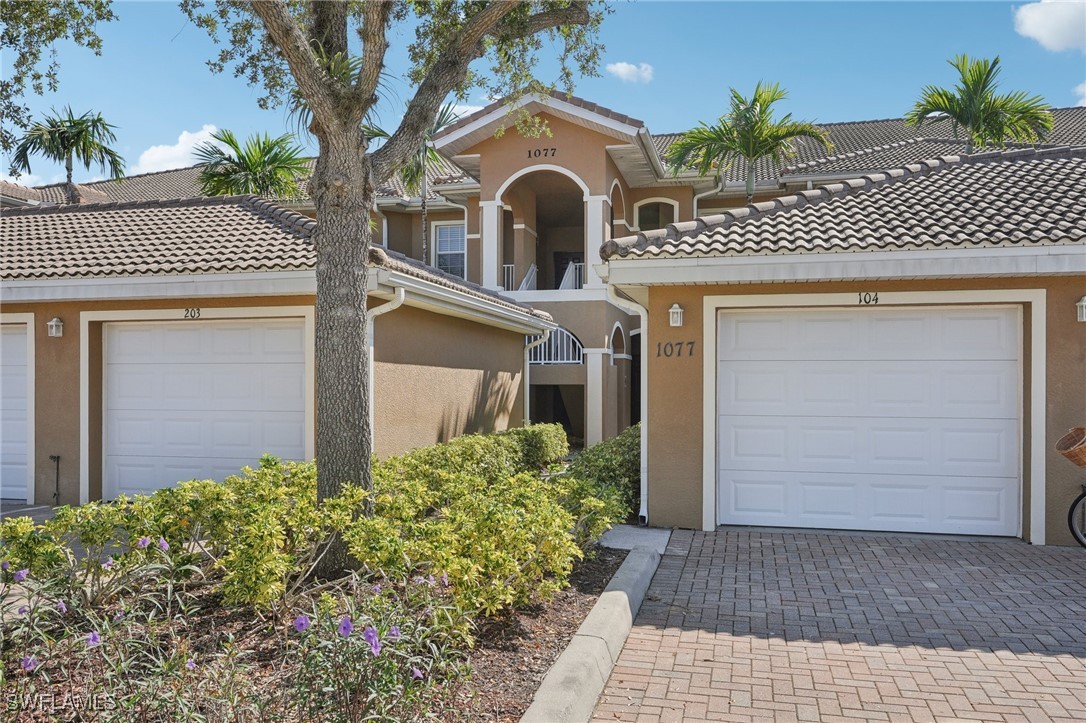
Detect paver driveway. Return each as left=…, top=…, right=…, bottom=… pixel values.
left=592, top=529, right=1086, bottom=722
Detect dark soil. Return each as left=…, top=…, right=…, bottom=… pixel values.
left=450, top=547, right=628, bottom=722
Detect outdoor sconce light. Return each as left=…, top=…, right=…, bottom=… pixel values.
left=1078, top=297, right=1086, bottom=323
left=46, top=317, right=64, bottom=338
left=669, top=304, right=684, bottom=327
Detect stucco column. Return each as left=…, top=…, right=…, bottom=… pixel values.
left=584, top=196, right=608, bottom=289
left=584, top=347, right=606, bottom=446
left=479, top=200, right=502, bottom=289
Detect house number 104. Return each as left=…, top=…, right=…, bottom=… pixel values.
left=857, top=292, right=879, bottom=305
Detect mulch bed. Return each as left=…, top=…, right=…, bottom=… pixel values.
left=451, top=546, right=628, bottom=722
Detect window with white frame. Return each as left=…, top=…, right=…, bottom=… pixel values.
left=433, top=223, right=466, bottom=279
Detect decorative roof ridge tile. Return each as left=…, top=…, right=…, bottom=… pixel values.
left=600, top=145, right=1086, bottom=260
left=782, top=137, right=933, bottom=174
left=1, top=193, right=255, bottom=217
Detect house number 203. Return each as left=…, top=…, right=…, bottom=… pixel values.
left=657, top=341, right=695, bottom=358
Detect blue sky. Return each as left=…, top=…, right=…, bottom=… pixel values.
left=4, top=0, right=1084, bottom=185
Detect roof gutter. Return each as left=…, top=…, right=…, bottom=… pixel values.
left=377, top=270, right=555, bottom=335
left=692, top=178, right=725, bottom=218
left=523, top=329, right=552, bottom=426
left=367, top=284, right=406, bottom=451
left=606, top=283, right=649, bottom=526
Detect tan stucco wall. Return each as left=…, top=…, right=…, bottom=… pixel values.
left=641, top=276, right=1086, bottom=545
left=3, top=293, right=528, bottom=504
left=372, top=304, right=524, bottom=457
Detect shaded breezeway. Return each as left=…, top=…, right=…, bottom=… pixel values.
left=592, top=528, right=1086, bottom=722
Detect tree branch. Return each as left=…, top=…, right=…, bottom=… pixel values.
left=354, top=0, right=392, bottom=109
left=371, top=2, right=591, bottom=182
left=310, top=0, right=348, bottom=58
left=250, top=0, right=338, bottom=132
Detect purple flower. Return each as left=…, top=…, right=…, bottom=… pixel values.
left=337, top=616, right=354, bottom=638
left=362, top=626, right=382, bottom=656
left=112, top=611, right=125, bottom=623
left=427, top=574, right=436, bottom=587
left=185, top=659, right=196, bottom=671
left=411, top=666, right=424, bottom=680
left=56, top=600, right=68, bottom=615
left=102, top=557, right=115, bottom=570
left=86, top=631, right=102, bottom=647
left=412, top=575, right=425, bottom=586
left=17, top=606, right=28, bottom=616
left=373, top=584, right=381, bottom=595
left=293, top=615, right=311, bottom=633
left=1, top=560, right=9, bottom=571
left=20, top=656, right=38, bottom=672
left=440, top=571, right=449, bottom=588
left=387, top=625, right=401, bottom=641
left=157, top=537, right=169, bottom=552
left=136, top=537, right=151, bottom=549
left=13, top=568, right=28, bottom=583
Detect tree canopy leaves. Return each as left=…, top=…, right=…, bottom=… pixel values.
left=0, top=0, right=117, bottom=153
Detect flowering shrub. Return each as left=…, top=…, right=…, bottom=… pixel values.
left=289, top=574, right=469, bottom=721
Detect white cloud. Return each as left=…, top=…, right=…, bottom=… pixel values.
left=0, top=171, right=64, bottom=186
left=132, top=125, right=220, bottom=174
left=1075, top=81, right=1086, bottom=106
left=1014, top=0, right=1086, bottom=52
left=606, top=61, right=654, bottom=84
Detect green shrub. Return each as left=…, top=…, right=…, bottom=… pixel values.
left=565, top=423, right=641, bottom=511
left=497, top=423, right=570, bottom=470
left=0, top=515, right=67, bottom=577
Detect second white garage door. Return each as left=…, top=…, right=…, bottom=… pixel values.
left=717, top=307, right=1020, bottom=536
left=104, top=319, right=306, bottom=499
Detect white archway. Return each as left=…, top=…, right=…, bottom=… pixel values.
left=494, top=163, right=591, bottom=202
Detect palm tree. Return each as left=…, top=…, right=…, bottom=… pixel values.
left=905, top=55, right=1053, bottom=154
left=667, top=82, right=831, bottom=204
left=12, top=107, right=126, bottom=204
left=194, top=129, right=310, bottom=198
left=365, top=102, right=460, bottom=262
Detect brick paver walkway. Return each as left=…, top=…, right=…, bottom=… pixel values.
left=592, top=529, right=1086, bottom=722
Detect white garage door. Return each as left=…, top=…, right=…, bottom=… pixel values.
left=1, top=325, right=30, bottom=501
left=104, top=319, right=306, bottom=499
left=717, top=307, right=1020, bottom=536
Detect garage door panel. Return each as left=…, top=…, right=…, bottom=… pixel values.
left=104, top=319, right=306, bottom=499
left=108, top=362, right=304, bottom=411
left=1, top=325, right=29, bottom=500
left=720, top=416, right=1016, bottom=477
left=720, top=309, right=1018, bottom=361
left=717, top=307, right=1020, bottom=536
left=721, top=470, right=1017, bottom=535
left=721, top=360, right=1017, bottom=419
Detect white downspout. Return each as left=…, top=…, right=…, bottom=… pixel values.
left=692, top=177, right=725, bottom=219
left=367, top=286, right=406, bottom=451
left=606, top=284, right=649, bottom=526
left=523, top=328, right=552, bottom=426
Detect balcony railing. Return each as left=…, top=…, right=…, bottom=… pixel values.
left=557, top=262, right=585, bottom=290
left=528, top=327, right=583, bottom=365
left=502, top=264, right=516, bottom=291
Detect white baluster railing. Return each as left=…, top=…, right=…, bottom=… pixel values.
left=528, top=327, right=583, bottom=365
left=557, top=262, right=584, bottom=290
left=502, top=264, right=516, bottom=291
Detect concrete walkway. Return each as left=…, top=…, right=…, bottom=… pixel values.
left=591, top=528, right=1086, bottom=722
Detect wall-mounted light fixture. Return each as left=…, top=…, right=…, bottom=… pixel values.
left=669, top=304, right=684, bottom=328
left=46, top=317, right=64, bottom=337
left=1078, top=296, right=1086, bottom=323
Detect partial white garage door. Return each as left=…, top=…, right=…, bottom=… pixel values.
left=717, top=307, right=1020, bottom=536
left=1, top=325, right=30, bottom=501
left=104, top=319, right=306, bottom=499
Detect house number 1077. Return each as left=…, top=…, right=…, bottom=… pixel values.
left=657, top=341, right=695, bottom=357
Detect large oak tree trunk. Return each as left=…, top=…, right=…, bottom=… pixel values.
left=310, top=131, right=375, bottom=577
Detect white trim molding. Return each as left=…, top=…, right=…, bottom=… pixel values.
left=0, top=313, right=35, bottom=503
left=632, top=197, right=681, bottom=232
left=79, top=306, right=316, bottom=504
left=699, top=289, right=1047, bottom=544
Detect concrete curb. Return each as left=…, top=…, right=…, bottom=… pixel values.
left=520, top=545, right=661, bottom=723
